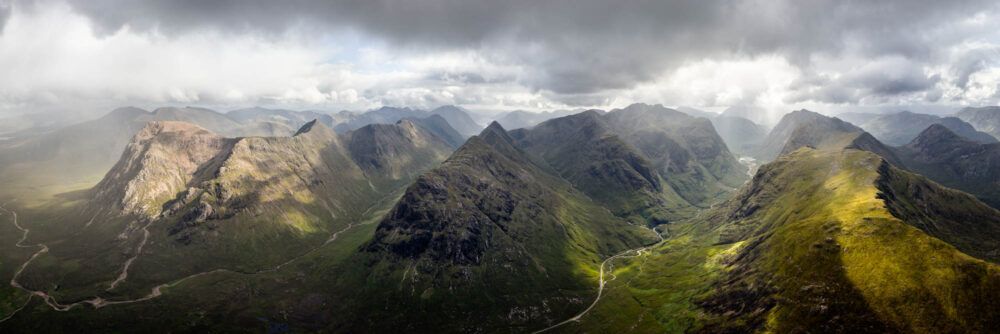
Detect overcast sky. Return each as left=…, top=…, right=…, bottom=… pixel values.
left=2, top=0, right=1000, bottom=122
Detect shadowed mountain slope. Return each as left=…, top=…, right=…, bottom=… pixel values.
left=861, top=111, right=996, bottom=146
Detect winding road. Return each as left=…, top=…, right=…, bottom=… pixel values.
left=0, top=198, right=384, bottom=324
left=533, top=225, right=666, bottom=334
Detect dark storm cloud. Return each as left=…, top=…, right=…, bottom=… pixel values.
left=951, top=47, right=1000, bottom=89
left=0, top=2, right=10, bottom=34
left=64, top=0, right=1000, bottom=98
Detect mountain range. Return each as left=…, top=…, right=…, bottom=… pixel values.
left=857, top=111, right=996, bottom=146
left=3, top=103, right=1000, bottom=333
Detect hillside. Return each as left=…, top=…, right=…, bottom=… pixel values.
left=860, top=111, right=996, bottom=146
left=895, top=124, right=1000, bottom=209
left=3, top=118, right=454, bottom=309
left=754, top=109, right=837, bottom=162
left=710, top=116, right=767, bottom=155
left=430, top=105, right=482, bottom=136
left=955, top=106, right=1000, bottom=139
left=331, top=107, right=427, bottom=133
left=494, top=109, right=578, bottom=130
left=676, top=107, right=768, bottom=156
left=757, top=109, right=903, bottom=167
left=0, top=106, right=303, bottom=202
left=602, top=104, right=747, bottom=205
left=225, top=107, right=335, bottom=130
left=402, top=114, right=467, bottom=148
left=560, top=147, right=1000, bottom=333
left=338, top=122, right=658, bottom=332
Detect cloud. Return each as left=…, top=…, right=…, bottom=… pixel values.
left=3, top=0, right=1000, bottom=119
left=62, top=0, right=1000, bottom=97
left=786, top=56, right=942, bottom=104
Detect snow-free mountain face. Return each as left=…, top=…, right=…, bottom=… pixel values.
left=754, top=109, right=838, bottom=162
left=6, top=104, right=1000, bottom=333
left=894, top=124, right=1000, bottom=209
left=956, top=106, right=1000, bottom=140
left=859, top=111, right=996, bottom=146
left=676, top=106, right=767, bottom=156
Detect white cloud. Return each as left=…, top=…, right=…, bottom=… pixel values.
left=2, top=0, right=1000, bottom=122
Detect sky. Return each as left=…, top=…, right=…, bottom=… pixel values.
left=2, top=0, right=1000, bottom=123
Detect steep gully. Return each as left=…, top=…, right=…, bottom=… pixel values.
left=0, top=197, right=388, bottom=323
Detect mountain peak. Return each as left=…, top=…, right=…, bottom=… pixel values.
left=481, top=120, right=507, bottom=137
left=908, top=123, right=968, bottom=148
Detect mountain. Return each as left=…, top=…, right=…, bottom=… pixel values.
left=493, top=109, right=578, bottom=130
left=955, top=106, right=1000, bottom=139
left=754, top=109, right=833, bottom=161
left=778, top=116, right=862, bottom=155
left=512, top=110, right=696, bottom=222
left=5, top=118, right=454, bottom=307
left=401, top=114, right=466, bottom=148
left=321, top=104, right=745, bottom=331
left=676, top=107, right=768, bottom=156
left=345, top=120, right=455, bottom=182
left=676, top=106, right=720, bottom=119
left=710, top=116, right=767, bottom=155
left=0, top=106, right=277, bottom=201
left=229, top=120, right=297, bottom=137
left=9, top=105, right=1000, bottom=332
left=779, top=116, right=905, bottom=167
left=331, top=107, right=428, bottom=133
left=722, top=105, right=776, bottom=127
left=557, top=146, right=1000, bottom=332
left=602, top=104, right=747, bottom=205
left=860, top=111, right=996, bottom=146
left=429, top=105, right=482, bottom=136
left=835, top=111, right=882, bottom=127
left=339, top=122, right=659, bottom=331
left=225, top=107, right=335, bottom=131
left=90, top=121, right=231, bottom=218
left=895, top=124, right=1000, bottom=209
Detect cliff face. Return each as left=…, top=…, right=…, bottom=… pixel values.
left=91, top=121, right=231, bottom=218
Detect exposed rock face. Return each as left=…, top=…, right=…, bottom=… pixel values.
left=92, top=118, right=454, bottom=230
left=92, top=121, right=230, bottom=218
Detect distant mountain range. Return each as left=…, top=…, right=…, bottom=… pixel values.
left=857, top=111, right=996, bottom=146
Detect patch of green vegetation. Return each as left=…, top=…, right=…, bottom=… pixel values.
left=564, top=148, right=1000, bottom=333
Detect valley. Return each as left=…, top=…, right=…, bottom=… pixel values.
left=2, top=104, right=1000, bottom=333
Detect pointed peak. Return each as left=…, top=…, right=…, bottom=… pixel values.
left=482, top=121, right=507, bottom=135
left=478, top=121, right=517, bottom=146
left=917, top=123, right=959, bottom=140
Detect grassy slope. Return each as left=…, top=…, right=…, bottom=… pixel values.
left=562, top=148, right=1000, bottom=333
